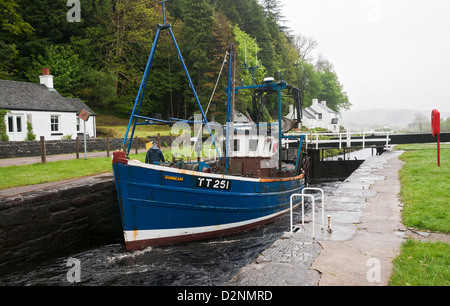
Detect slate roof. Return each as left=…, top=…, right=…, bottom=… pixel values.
left=303, top=108, right=316, bottom=119
left=0, top=80, right=95, bottom=115
left=315, top=102, right=337, bottom=114
left=305, top=106, right=319, bottom=116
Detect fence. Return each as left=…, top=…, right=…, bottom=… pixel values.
left=0, top=135, right=173, bottom=159
left=287, top=131, right=391, bottom=150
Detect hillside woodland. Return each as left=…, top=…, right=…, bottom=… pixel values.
left=0, top=0, right=351, bottom=123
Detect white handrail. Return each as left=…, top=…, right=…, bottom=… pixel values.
left=288, top=187, right=326, bottom=240
left=302, top=187, right=325, bottom=230
left=289, top=194, right=316, bottom=239
left=286, top=131, right=391, bottom=149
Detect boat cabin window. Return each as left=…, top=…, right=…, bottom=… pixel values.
left=249, top=139, right=258, bottom=152
left=234, top=139, right=240, bottom=152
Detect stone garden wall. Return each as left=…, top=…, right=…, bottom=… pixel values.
left=0, top=136, right=173, bottom=159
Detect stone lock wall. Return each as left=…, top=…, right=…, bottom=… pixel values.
left=0, top=175, right=122, bottom=269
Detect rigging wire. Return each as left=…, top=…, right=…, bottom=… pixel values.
left=191, top=50, right=230, bottom=158
left=205, top=50, right=229, bottom=116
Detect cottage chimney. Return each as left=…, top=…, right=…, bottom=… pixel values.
left=321, top=101, right=327, bottom=106
left=312, top=99, right=319, bottom=105
left=39, top=67, right=54, bottom=90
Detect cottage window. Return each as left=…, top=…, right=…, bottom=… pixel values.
left=76, top=117, right=81, bottom=132
left=318, top=113, right=323, bottom=120
left=8, top=116, right=14, bottom=133
left=16, top=116, right=22, bottom=133
left=7, top=115, right=23, bottom=133
left=51, top=115, right=60, bottom=132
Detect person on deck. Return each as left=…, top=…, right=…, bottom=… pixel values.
left=145, top=142, right=165, bottom=164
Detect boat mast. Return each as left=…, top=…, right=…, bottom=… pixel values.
left=225, top=43, right=236, bottom=174
left=122, top=0, right=220, bottom=157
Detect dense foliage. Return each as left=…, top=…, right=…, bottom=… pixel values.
left=0, top=109, right=9, bottom=141
left=0, top=0, right=351, bottom=122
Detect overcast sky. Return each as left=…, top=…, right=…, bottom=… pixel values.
left=281, top=0, right=450, bottom=112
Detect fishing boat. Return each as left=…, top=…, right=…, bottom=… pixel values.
left=112, top=1, right=307, bottom=250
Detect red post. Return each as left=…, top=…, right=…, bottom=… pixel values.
left=431, top=109, right=441, bottom=167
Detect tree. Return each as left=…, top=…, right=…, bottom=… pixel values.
left=0, top=109, right=9, bottom=142
left=233, top=25, right=267, bottom=112
left=0, top=0, right=352, bottom=121
left=239, top=0, right=275, bottom=75
left=0, top=0, right=33, bottom=78
left=0, top=40, right=18, bottom=79
left=294, top=34, right=318, bottom=62
left=316, top=57, right=351, bottom=112
left=203, top=11, right=234, bottom=123
left=172, top=0, right=215, bottom=118
left=179, top=0, right=214, bottom=93
left=24, top=44, right=81, bottom=97
left=99, top=0, right=158, bottom=96
left=0, top=0, right=33, bottom=36
left=411, top=113, right=428, bottom=132
left=441, top=117, right=450, bottom=133
left=295, top=60, right=323, bottom=107
left=209, top=0, right=242, bottom=25
left=75, top=69, right=117, bottom=109
left=258, top=0, right=289, bottom=34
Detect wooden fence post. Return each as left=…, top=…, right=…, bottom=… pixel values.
left=107, top=135, right=110, bottom=158
left=40, top=136, right=46, bottom=164
left=76, top=136, right=80, bottom=159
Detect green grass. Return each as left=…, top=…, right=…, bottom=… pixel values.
left=96, top=113, right=173, bottom=138
left=98, top=125, right=173, bottom=138
left=0, top=158, right=112, bottom=190
left=389, top=144, right=450, bottom=286
left=390, top=239, right=450, bottom=286
left=0, top=151, right=170, bottom=190
left=396, top=143, right=450, bottom=233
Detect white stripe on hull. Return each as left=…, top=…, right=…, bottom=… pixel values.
left=124, top=204, right=295, bottom=243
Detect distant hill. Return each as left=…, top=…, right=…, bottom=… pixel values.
left=340, top=109, right=450, bottom=131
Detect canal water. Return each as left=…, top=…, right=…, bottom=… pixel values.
left=0, top=182, right=341, bottom=286
left=326, top=148, right=375, bottom=161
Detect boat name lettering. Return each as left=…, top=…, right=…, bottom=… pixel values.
left=196, top=177, right=231, bottom=190
left=164, top=175, right=184, bottom=182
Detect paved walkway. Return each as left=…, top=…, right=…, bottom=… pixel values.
left=312, top=150, right=405, bottom=286
left=227, top=150, right=408, bottom=286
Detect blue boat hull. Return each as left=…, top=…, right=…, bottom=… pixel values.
left=113, top=154, right=305, bottom=250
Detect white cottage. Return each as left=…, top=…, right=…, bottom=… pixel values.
left=302, top=107, right=318, bottom=129
left=308, top=99, right=340, bottom=132
left=0, top=69, right=96, bottom=141
left=287, top=104, right=316, bottom=129
left=286, top=99, right=341, bottom=132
